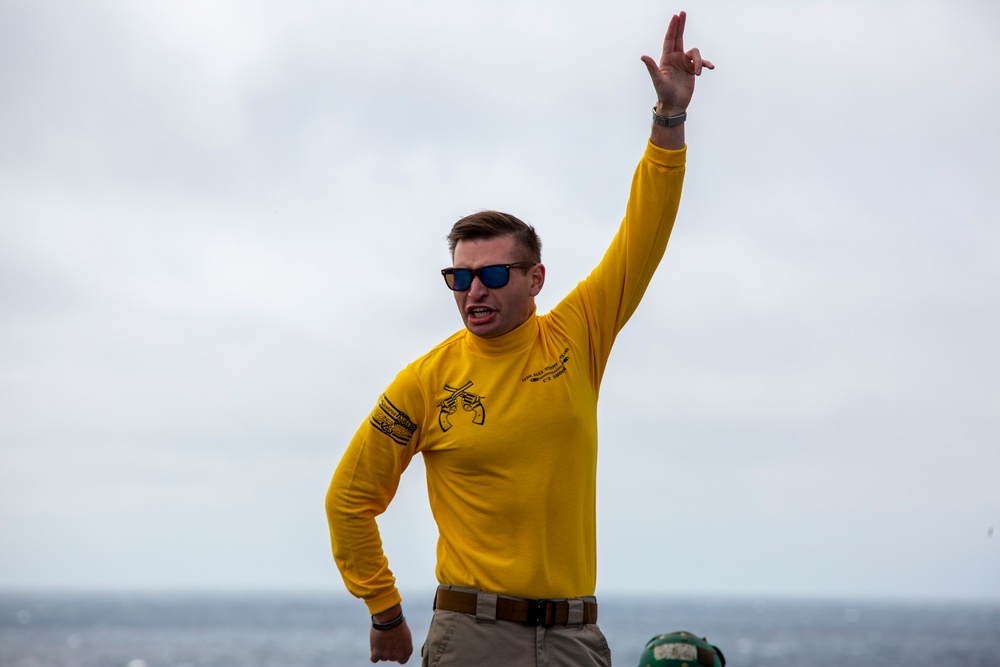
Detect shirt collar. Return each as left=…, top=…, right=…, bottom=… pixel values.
left=462, top=308, right=538, bottom=356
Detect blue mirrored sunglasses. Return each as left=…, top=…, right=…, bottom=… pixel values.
left=441, top=262, right=534, bottom=291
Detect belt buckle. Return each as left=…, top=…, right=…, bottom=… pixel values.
left=525, top=599, right=556, bottom=627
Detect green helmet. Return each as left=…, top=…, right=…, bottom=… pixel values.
left=638, top=631, right=726, bottom=667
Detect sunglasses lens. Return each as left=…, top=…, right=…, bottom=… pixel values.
left=449, top=269, right=472, bottom=291
left=444, top=265, right=520, bottom=291
left=479, top=265, right=510, bottom=288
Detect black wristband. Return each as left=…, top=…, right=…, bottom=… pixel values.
left=371, top=611, right=405, bottom=631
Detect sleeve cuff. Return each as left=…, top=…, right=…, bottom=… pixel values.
left=366, top=589, right=403, bottom=616
left=644, top=140, right=687, bottom=170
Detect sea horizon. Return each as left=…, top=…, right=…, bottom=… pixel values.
left=3, top=588, right=999, bottom=666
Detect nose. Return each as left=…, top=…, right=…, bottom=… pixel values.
left=467, top=274, right=489, bottom=299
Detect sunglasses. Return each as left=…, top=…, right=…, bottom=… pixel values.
left=441, top=262, right=534, bottom=291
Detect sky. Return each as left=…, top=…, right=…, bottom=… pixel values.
left=2, top=0, right=998, bottom=605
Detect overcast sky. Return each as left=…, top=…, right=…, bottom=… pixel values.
left=2, top=0, right=998, bottom=604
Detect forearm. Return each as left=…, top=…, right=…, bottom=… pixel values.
left=613, top=141, right=686, bottom=325
left=326, top=439, right=406, bottom=614
left=582, top=140, right=685, bottom=361
left=326, top=503, right=403, bottom=614
left=650, top=101, right=685, bottom=150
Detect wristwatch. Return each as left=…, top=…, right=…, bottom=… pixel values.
left=652, top=107, right=687, bottom=127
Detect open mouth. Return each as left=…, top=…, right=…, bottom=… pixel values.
left=467, top=307, right=494, bottom=320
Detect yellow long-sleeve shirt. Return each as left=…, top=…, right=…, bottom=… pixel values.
left=327, top=141, right=686, bottom=614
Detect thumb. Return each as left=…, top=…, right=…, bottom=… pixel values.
left=640, top=55, right=659, bottom=80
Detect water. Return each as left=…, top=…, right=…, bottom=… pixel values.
left=2, top=591, right=998, bottom=667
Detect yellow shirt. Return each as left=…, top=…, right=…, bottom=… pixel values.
left=327, top=141, right=686, bottom=614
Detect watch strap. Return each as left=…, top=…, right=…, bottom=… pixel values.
left=652, top=107, right=687, bottom=127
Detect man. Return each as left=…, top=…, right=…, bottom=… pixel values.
left=327, top=11, right=713, bottom=665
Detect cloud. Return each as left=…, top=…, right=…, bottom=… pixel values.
left=1, top=0, right=998, bottom=600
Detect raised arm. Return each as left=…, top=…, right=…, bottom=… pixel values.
left=641, top=11, right=714, bottom=150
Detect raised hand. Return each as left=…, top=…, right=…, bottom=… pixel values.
left=641, top=11, right=714, bottom=117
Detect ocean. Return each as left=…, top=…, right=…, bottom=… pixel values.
left=2, top=591, right=998, bottom=667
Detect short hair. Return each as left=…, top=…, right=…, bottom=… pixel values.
left=447, top=210, right=542, bottom=264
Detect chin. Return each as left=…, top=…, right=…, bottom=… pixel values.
left=467, top=322, right=503, bottom=338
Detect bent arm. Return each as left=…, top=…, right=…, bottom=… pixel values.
left=326, top=376, right=424, bottom=615
left=326, top=438, right=406, bottom=615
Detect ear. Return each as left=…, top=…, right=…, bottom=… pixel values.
left=528, top=263, right=545, bottom=297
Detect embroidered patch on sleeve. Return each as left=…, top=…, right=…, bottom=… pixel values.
left=368, top=394, right=418, bottom=446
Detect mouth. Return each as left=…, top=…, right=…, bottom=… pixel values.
left=466, top=306, right=495, bottom=323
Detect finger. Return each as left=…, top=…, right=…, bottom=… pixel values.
left=674, top=10, right=686, bottom=56
left=687, top=47, right=703, bottom=75
left=685, top=48, right=715, bottom=75
left=641, top=54, right=660, bottom=81
left=643, top=53, right=672, bottom=89
left=662, top=13, right=680, bottom=61
left=661, top=11, right=686, bottom=61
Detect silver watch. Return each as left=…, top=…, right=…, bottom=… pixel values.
left=652, top=107, right=687, bottom=127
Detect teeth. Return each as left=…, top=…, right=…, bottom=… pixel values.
left=470, top=308, right=491, bottom=317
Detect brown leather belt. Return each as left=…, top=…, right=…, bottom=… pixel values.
left=434, top=588, right=598, bottom=627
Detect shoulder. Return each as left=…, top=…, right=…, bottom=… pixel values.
left=391, top=329, right=467, bottom=387
left=411, top=329, right=465, bottom=367
left=424, top=329, right=466, bottom=356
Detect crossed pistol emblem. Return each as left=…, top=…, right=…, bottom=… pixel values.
left=437, top=381, right=485, bottom=431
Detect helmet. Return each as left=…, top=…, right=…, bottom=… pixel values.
left=638, top=631, right=725, bottom=667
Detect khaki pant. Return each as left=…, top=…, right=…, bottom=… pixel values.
left=421, top=589, right=612, bottom=667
